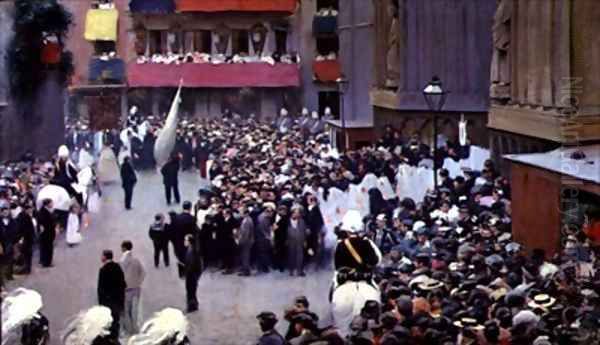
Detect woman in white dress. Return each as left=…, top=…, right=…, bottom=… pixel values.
left=66, top=203, right=83, bottom=247
left=97, top=144, right=120, bottom=184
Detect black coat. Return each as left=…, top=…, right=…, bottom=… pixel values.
left=97, top=261, right=126, bottom=310
left=16, top=212, right=36, bottom=251
left=334, top=236, right=380, bottom=272
left=305, top=206, right=324, bottom=250
left=120, top=161, right=137, bottom=188
left=161, top=159, right=180, bottom=186
left=217, top=216, right=238, bottom=251
left=173, top=213, right=197, bottom=260
left=36, top=208, right=56, bottom=243
left=185, top=245, right=203, bottom=276
left=0, top=218, right=17, bottom=256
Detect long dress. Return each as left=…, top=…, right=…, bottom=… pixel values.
left=97, top=147, right=120, bottom=184
left=66, top=213, right=82, bottom=245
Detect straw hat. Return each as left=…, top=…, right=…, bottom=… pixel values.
left=528, top=294, right=556, bottom=310
left=453, top=317, right=484, bottom=330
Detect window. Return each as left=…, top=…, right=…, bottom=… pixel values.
left=275, top=29, right=288, bottom=54
left=93, top=41, right=116, bottom=56
left=232, top=30, right=250, bottom=55
left=214, top=24, right=231, bottom=55
left=316, top=36, right=339, bottom=55
left=250, top=24, right=267, bottom=55
left=148, top=30, right=166, bottom=55
left=167, top=32, right=182, bottom=54
left=183, top=31, right=212, bottom=54
left=318, top=91, right=340, bottom=119
left=196, top=31, right=212, bottom=53
left=317, top=0, right=338, bottom=11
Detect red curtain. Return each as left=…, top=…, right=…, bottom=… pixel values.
left=128, top=63, right=300, bottom=88
left=313, top=60, right=341, bottom=82
left=41, top=42, right=61, bottom=64
left=177, top=0, right=297, bottom=12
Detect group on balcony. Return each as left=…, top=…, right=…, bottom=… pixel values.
left=135, top=23, right=299, bottom=67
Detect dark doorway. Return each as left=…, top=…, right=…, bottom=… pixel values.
left=317, top=0, right=338, bottom=11
left=318, top=91, right=340, bottom=119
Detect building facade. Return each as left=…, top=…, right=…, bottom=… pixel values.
left=487, top=0, right=600, bottom=167
left=370, top=0, right=496, bottom=148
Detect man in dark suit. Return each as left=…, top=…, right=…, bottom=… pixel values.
left=37, top=199, right=57, bottom=268
left=15, top=203, right=36, bottom=274
left=97, top=249, right=127, bottom=339
left=256, top=312, right=285, bottom=345
left=120, top=156, right=137, bottom=210
left=304, top=194, right=325, bottom=268
left=194, top=140, right=211, bottom=179
left=173, top=201, right=197, bottom=278
left=184, top=234, right=202, bottom=313
left=217, top=207, right=238, bottom=274
left=237, top=203, right=254, bottom=276
left=160, top=154, right=181, bottom=205
left=0, top=206, right=17, bottom=280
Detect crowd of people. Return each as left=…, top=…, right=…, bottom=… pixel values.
left=127, top=108, right=598, bottom=345
left=2, top=104, right=600, bottom=345
left=0, top=147, right=95, bottom=289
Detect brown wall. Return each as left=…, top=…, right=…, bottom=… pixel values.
left=572, top=0, right=600, bottom=112
left=510, top=162, right=562, bottom=257
left=61, top=0, right=134, bottom=86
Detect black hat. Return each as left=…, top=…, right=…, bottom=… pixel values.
left=256, top=311, right=278, bottom=323
left=291, top=312, right=316, bottom=327
left=380, top=312, right=398, bottom=329
left=294, top=296, right=309, bottom=308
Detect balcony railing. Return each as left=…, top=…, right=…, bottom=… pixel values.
left=128, top=62, right=300, bottom=88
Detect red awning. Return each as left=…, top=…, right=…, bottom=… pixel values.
left=176, top=0, right=297, bottom=12
left=128, top=62, right=301, bottom=88
left=313, top=60, right=341, bottom=82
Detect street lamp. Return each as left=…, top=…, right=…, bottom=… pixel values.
left=423, top=76, right=448, bottom=188
left=336, top=76, right=350, bottom=152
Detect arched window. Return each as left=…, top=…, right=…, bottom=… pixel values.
left=214, top=23, right=231, bottom=55
left=250, top=23, right=268, bottom=56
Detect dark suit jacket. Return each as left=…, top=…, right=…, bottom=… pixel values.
left=97, top=261, right=127, bottom=310
left=36, top=208, right=56, bottom=243
left=120, top=161, right=137, bottom=188
left=173, top=213, right=197, bottom=258
left=160, top=158, right=180, bottom=185
left=16, top=212, right=36, bottom=251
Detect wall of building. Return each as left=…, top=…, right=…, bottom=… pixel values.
left=0, top=1, right=14, bottom=161
left=298, top=0, right=319, bottom=113
left=60, top=0, right=134, bottom=86
left=0, top=1, right=13, bottom=107
left=373, top=0, right=495, bottom=112
left=338, top=0, right=375, bottom=123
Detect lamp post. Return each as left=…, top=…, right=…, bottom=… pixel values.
left=423, top=76, right=448, bottom=188
left=336, top=76, right=350, bottom=152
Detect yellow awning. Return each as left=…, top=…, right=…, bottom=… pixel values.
left=84, top=9, right=118, bottom=41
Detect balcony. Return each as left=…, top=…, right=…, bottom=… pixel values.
left=128, top=62, right=300, bottom=88
left=89, top=58, right=126, bottom=84
left=176, top=0, right=297, bottom=13
left=313, top=16, right=337, bottom=35
left=129, top=0, right=175, bottom=14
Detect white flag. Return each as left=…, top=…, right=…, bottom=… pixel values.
left=154, top=81, right=183, bottom=167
